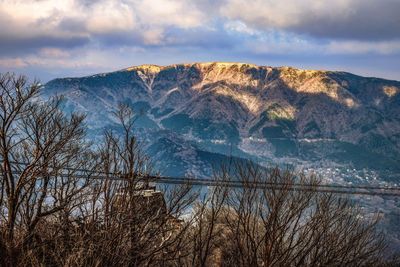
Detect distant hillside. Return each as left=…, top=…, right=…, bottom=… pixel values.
left=44, top=62, right=400, bottom=179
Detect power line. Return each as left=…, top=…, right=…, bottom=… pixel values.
left=4, top=160, right=400, bottom=191
left=3, top=160, right=400, bottom=197
left=150, top=175, right=400, bottom=191
left=152, top=176, right=400, bottom=197
left=10, top=171, right=399, bottom=197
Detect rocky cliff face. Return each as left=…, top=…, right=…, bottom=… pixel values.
left=44, top=62, right=400, bottom=179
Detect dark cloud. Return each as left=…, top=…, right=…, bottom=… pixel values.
left=220, top=0, right=400, bottom=41
left=289, top=0, right=400, bottom=40
left=0, top=34, right=90, bottom=56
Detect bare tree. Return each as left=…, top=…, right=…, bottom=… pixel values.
left=55, top=104, right=197, bottom=267
left=0, top=73, right=95, bottom=266
left=206, top=162, right=386, bottom=267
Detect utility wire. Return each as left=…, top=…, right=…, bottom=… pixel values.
left=3, top=160, right=399, bottom=191
left=2, top=160, right=400, bottom=197
left=6, top=171, right=400, bottom=197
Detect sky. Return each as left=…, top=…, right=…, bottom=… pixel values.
left=0, top=0, right=399, bottom=82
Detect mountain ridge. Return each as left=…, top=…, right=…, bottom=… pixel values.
left=126, top=62, right=400, bottom=82
left=52, top=62, right=400, bottom=83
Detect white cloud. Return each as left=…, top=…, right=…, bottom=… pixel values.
left=0, top=0, right=208, bottom=49
left=134, top=0, right=205, bottom=28
left=224, top=21, right=260, bottom=36
left=84, top=1, right=136, bottom=34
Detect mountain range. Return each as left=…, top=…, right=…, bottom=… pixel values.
left=42, top=62, right=400, bottom=251
left=43, top=62, right=400, bottom=182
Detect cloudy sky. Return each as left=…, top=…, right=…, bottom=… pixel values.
left=0, top=0, right=399, bottom=82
